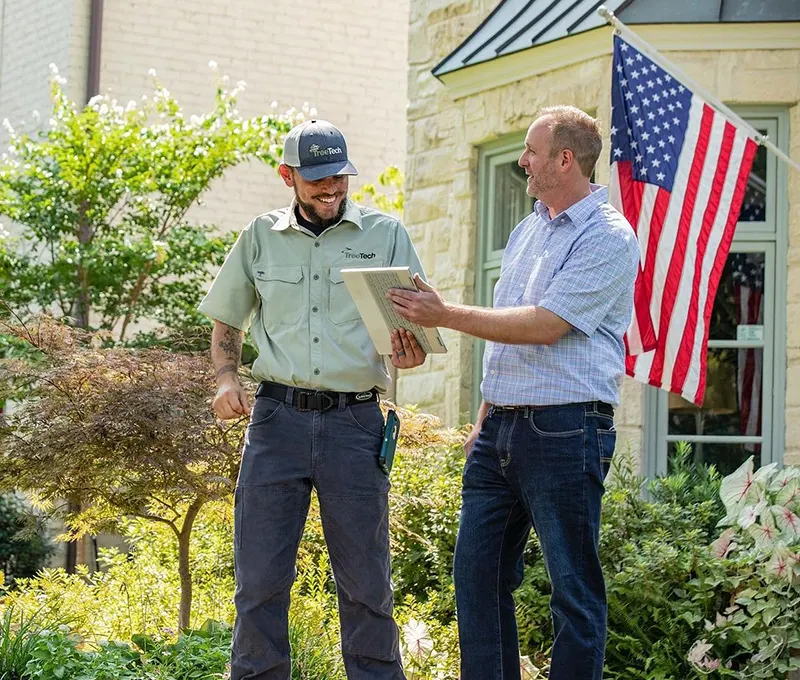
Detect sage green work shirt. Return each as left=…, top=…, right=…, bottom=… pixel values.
left=198, top=200, right=425, bottom=393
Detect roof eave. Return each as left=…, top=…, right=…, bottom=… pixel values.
left=434, top=21, right=800, bottom=100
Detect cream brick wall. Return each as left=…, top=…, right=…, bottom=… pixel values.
left=402, top=0, right=800, bottom=471
left=97, top=0, right=410, bottom=232
left=0, top=0, right=89, bottom=135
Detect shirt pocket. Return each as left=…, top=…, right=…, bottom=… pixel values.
left=254, top=266, right=305, bottom=327
left=328, top=268, right=362, bottom=325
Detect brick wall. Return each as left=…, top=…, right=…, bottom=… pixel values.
left=98, top=0, right=411, bottom=232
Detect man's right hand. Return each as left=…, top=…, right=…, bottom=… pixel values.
left=464, top=425, right=480, bottom=457
left=213, top=382, right=251, bottom=420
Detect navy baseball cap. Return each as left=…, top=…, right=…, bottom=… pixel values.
left=282, top=120, right=358, bottom=181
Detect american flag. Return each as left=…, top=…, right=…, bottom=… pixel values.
left=608, top=35, right=758, bottom=406
left=732, top=253, right=764, bottom=447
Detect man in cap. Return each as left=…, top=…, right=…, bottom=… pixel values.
left=199, top=120, right=426, bottom=679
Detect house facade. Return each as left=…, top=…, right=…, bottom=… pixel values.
left=397, top=0, right=800, bottom=478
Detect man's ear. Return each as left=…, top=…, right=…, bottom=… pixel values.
left=559, top=148, right=575, bottom=171
left=278, top=164, right=294, bottom=188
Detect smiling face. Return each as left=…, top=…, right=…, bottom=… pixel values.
left=279, top=165, right=349, bottom=227
left=518, top=115, right=561, bottom=200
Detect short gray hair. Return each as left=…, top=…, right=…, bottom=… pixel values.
left=537, top=105, right=602, bottom=178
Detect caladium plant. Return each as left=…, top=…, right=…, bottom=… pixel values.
left=714, top=456, right=800, bottom=580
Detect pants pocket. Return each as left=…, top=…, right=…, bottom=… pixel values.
left=597, top=427, right=617, bottom=480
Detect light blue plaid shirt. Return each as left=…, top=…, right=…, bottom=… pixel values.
left=481, top=185, right=639, bottom=407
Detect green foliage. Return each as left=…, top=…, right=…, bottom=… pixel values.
left=3, top=410, right=799, bottom=679
left=351, top=166, right=404, bottom=216
left=0, top=496, right=52, bottom=589
left=0, top=65, right=300, bottom=343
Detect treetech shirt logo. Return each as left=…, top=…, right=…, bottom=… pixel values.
left=342, top=247, right=376, bottom=260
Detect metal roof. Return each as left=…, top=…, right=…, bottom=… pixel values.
left=433, top=0, right=800, bottom=78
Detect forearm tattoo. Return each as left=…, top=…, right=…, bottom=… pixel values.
left=214, top=324, right=242, bottom=380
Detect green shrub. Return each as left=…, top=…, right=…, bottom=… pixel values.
left=0, top=495, right=52, bottom=589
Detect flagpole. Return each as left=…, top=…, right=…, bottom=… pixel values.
left=597, top=5, right=800, bottom=174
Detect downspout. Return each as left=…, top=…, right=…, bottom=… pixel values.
left=86, top=0, right=103, bottom=102
left=67, top=0, right=104, bottom=575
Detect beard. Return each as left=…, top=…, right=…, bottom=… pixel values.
left=295, top=191, right=348, bottom=229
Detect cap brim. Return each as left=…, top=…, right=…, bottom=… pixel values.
left=296, top=160, right=358, bottom=181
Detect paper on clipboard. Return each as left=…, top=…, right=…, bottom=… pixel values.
left=340, top=266, right=448, bottom=355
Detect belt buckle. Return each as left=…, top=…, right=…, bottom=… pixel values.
left=296, top=391, right=335, bottom=412
left=317, top=392, right=335, bottom=413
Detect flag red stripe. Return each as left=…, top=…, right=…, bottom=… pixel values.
left=670, top=121, right=737, bottom=393
left=649, top=104, right=716, bottom=386
left=692, top=137, right=758, bottom=403
left=617, top=161, right=645, bottom=232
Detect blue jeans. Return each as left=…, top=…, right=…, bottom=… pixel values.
left=231, top=390, right=405, bottom=680
left=453, top=402, right=615, bottom=680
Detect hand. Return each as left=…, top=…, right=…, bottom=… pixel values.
left=464, top=425, right=480, bottom=457
left=387, top=273, right=448, bottom=327
left=212, top=382, right=251, bottom=420
left=390, top=329, right=426, bottom=369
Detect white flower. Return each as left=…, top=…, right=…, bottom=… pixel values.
left=520, top=655, right=541, bottom=679
left=148, top=68, right=157, bottom=77
left=208, top=60, right=218, bottom=69
left=237, top=80, right=247, bottom=89
left=402, top=618, right=433, bottom=662
left=54, top=75, right=67, bottom=86
left=2, top=118, right=13, bottom=134
left=49, top=63, right=59, bottom=75
left=309, top=107, right=318, bottom=117
left=270, top=100, right=278, bottom=108
left=31, top=109, right=40, bottom=120
left=0, top=224, right=10, bottom=240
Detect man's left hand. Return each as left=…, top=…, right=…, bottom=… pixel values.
left=387, top=274, right=448, bottom=327
left=390, top=329, right=426, bottom=369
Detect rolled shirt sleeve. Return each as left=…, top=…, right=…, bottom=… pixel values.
left=198, top=222, right=259, bottom=331
left=538, top=227, right=639, bottom=337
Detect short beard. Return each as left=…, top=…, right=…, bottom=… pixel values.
left=295, top=191, right=348, bottom=229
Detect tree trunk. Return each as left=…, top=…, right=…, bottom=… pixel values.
left=67, top=202, right=92, bottom=573
left=177, top=500, right=204, bottom=630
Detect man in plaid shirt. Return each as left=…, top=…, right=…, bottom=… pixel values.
left=388, top=106, right=639, bottom=680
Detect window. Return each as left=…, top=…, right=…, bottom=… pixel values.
left=473, top=136, right=533, bottom=415
left=645, top=111, right=788, bottom=478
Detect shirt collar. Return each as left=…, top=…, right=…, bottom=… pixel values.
left=271, top=199, right=363, bottom=232
left=533, top=183, right=608, bottom=230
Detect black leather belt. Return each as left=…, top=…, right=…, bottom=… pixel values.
left=491, top=401, right=614, bottom=417
left=255, top=381, right=378, bottom=412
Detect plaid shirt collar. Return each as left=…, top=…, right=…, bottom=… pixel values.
left=533, top=183, right=608, bottom=231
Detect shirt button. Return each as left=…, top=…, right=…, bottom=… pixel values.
left=491, top=370, right=496, bottom=375
left=314, top=368, right=320, bottom=375
left=313, top=337, right=319, bottom=343
left=313, top=274, right=320, bottom=281
left=312, top=306, right=318, bottom=312
left=314, top=242, right=320, bottom=248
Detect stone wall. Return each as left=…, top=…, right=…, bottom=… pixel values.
left=401, top=0, right=800, bottom=468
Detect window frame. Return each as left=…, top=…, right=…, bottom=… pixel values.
left=473, top=134, right=528, bottom=416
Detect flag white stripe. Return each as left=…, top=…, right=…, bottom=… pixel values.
left=660, top=112, right=727, bottom=390
left=648, top=96, right=706, bottom=341
left=631, top=97, right=705, bottom=385
left=681, top=130, right=751, bottom=400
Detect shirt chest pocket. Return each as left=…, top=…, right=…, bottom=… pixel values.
left=254, top=266, right=305, bottom=327
left=329, top=268, right=362, bottom=325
